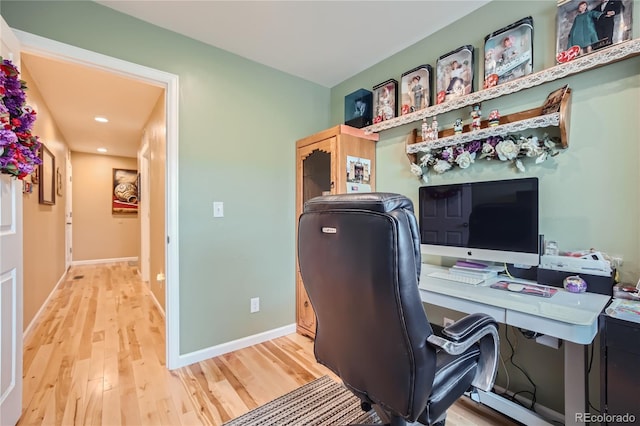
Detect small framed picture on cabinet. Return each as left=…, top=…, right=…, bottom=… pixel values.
left=400, top=65, right=432, bottom=115
left=372, top=79, right=398, bottom=123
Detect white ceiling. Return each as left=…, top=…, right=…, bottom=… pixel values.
left=20, top=0, right=490, bottom=158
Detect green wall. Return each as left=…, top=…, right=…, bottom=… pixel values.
left=329, top=0, right=640, bottom=415
left=1, top=1, right=331, bottom=353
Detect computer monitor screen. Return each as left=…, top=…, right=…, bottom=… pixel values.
left=418, top=177, right=539, bottom=266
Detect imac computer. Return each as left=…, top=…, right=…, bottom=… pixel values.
left=418, top=177, right=539, bottom=267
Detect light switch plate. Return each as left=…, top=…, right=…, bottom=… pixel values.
left=213, top=201, right=224, bottom=217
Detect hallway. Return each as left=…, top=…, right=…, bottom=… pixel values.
left=18, top=262, right=515, bottom=425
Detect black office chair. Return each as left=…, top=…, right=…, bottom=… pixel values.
left=297, top=193, right=499, bottom=425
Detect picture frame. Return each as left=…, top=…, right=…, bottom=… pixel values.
left=435, top=45, right=474, bottom=104
left=372, top=79, right=398, bottom=123
left=541, top=84, right=569, bottom=115
left=38, top=143, right=55, bottom=205
left=400, top=65, right=432, bottom=115
left=556, top=0, right=633, bottom=63
left=112, top=168, right=139, bottom=214
left=56, top=167, right=63, bottom=196
left=483, top=16, right=534, bottom=88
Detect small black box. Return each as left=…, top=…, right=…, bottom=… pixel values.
left=537, top=268, right=614, bottom=296
left=344, top=89, right=372, bottom=129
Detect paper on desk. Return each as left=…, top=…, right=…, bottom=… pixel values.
left=605, top=298, right=640, bottom=324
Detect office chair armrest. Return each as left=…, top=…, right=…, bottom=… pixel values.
left=426, top=313, right=499, bottom=391
left=442, top=313, right=496, bottom=342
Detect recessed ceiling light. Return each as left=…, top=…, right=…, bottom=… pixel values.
left=94, top=116, right=109, bottom=123
left=97, top=147, right=108, bottom=153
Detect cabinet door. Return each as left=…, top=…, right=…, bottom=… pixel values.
left=297, top=137, right=336, bottom=215
left=295, top=138, right=335, bottom=337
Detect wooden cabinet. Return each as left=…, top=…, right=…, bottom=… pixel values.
left=295, top=125, right=378, bottom=338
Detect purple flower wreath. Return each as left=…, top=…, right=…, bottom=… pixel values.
left=1, top=57, right=42, bottom=179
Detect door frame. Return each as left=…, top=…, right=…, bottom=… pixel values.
left=139, top=142, right=150, bottom=284
left=13, top=29, right=182, bottom=369
left=65, top=149, right=72, bottom=269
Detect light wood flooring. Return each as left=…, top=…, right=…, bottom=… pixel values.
left=19, top=262, right=518, bottom=425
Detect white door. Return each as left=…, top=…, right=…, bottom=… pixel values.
left=0, top=16, right=24, bottom=426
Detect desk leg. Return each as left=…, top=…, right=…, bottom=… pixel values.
left=564, top=341, right=588, bottom=426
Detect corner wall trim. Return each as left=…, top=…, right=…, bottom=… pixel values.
left=174, top=324, right=297, bottom=369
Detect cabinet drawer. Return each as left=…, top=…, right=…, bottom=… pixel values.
left=605, top=317, right=640, bottom=355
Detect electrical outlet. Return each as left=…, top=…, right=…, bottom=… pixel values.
left=250, top=297, right=260, bottom=313
left=443, top=317, right=454, bottom=328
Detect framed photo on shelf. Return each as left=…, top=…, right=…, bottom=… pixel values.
left=400, top=65, right=432, bottom=115
left=372, top=79, right=398, bottom=123
left=435, top=45, right=474, bottom=104
left=541, top=84, right=569, bottom=115
left=483, top=16, right=534, bottom=88
left=556, top=0, right=633, bottom=64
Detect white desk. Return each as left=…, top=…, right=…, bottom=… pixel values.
left=419, top=264, right=611, bottom=426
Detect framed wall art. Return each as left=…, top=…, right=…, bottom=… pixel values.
left=56, top=167, right=63, bottom=196
left=38, top=143, right=55, bottom=205
left=372, top=79, right=398, bottom=123
left=400, top=65, right=432, bottom=115
left=556, top=0, right=633, bottom=63
left=112, top=168, right=139, bottom=214
left=435, top=45, right=474, bottom=104
left=483, top=16, right=534, bottom=88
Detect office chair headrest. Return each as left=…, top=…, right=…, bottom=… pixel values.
left=304, top=193, right=414, bottom=214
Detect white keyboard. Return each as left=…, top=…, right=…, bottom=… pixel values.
left=427, top=271, right=485, bottom=285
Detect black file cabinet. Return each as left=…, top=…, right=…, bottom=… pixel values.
left=600, top=314, right=640, bottom=425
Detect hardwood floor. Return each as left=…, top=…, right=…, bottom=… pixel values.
left=19, top=262, right=517, bottom=425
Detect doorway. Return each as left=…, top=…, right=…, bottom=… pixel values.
left=13, top=29, right=181, bottom=369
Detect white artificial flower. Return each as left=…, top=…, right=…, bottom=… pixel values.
left=496, top=140, right=518, bottom=161
left=420, top=153, right=432, bottom=167
left=515, top=159, right=525, bottom=172
left=410, top=163, right=423, bottom=177
left=481, top=142, right=495, bottom=158
left=433, top=159, right=452, bottom=174
left=455, top=151, right=476, bottom=169
left=536, top=152, right=548, bottom=164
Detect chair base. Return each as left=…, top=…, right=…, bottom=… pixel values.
left=368, top=405, right=446, bottom=426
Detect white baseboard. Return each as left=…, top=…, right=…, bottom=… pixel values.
left=70, top=256, right=138, bottom=266
left=148, top=286, right=166, bottom=318
left=174, top=324, right=297, bottom=368
left=23, top=269, right=68, bottom=340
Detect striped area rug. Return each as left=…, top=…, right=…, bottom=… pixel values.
left=223, top=375, right=381, bottom=425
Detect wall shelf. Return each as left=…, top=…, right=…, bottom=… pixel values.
left=364, top=38, right=640, bottom=135
left=406, top=89, right=571, bottom=165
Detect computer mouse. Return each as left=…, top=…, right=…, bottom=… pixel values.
left=507, top=283, right=525, bottom=292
